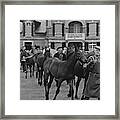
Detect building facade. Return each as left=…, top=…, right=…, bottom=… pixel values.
left=20, top=20, right=100, bottom=51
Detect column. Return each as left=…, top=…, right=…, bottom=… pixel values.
left=82, top=43, right=85, bottom=50
left=66, top=41, right=68, bottom=47
left=48, top=42, right=51, bottom=48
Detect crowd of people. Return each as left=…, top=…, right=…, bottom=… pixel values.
left=20, top=44, right=100, bottom=100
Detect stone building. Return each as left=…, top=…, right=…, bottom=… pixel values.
left=20, top=20, right=47, bottom=50
left=20, top=20, right=100, bottom=51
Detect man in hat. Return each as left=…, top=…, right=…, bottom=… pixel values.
left=82, top=46, right=100, bottom=100
left=54, top=47, right=66, bottom=61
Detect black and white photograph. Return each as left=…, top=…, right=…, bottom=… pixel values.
left=20, top=20, right=100, bottom=100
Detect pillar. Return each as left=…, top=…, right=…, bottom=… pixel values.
left=48, top=42, right=51, bottom=48
left=66, top=41, right=68, bottom=47
left=82, top=42, right=85, bottom=50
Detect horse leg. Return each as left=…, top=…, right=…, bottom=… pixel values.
left=38, top=67, right=42, bottom=86
left=38, top=67, right=40, bottom=84
left=70, top=80, right=74, bottom=100
left=40, top=68, right=43, bottom=86
left=55, top=79, right=59, bottom=87
left=25, top=70, right=27, bottom=79
left=32, top=64, right=34, bottom=77
left=47, top=74, right=54, bottom=97
left=67, top=80, right=74, bottom=99
left=81, top=76, right=88, bottom=100
left=53, top=80, right=62, bottom=100
left=67, top=84, right=71, bottom=97
left=75, top=77, right=81, bottom=99
left=30, top=65, right=32, bottom=78
left=44, top=72, right=49, bottom=100
left=36, top=71, right=38, bottom=78
left=36, top=65, right=39, bottom=79
left=24, top=63, right=27, bottom=79
left=22, top=62, right=24, bottom=72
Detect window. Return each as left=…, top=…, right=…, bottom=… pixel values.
left=85, top=42, right=89, bottom=51
left=53, top=23, right=55, bottom=36
left=69, top=21, right=83, bottom=33
left=89, top=23, right=97, bottom=36
left=62, top=23, right=64, bottom=36
left=25, top=22, right=32, bottom=37
left=55, top=23, right=62, bottom=36
left=51, top=42, right=55, bottom=49
left=62, top=42, right=66, bottom=48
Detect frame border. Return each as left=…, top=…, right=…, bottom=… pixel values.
left=0, top=0, right=119, bottom=119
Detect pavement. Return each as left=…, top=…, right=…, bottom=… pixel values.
left=20, top=71, right=85, bottom=100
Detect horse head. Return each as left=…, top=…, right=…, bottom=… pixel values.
left=75, top=51, right=87, bottom=64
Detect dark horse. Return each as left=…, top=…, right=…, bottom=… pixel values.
left=20, top=50, right=39, bottom=79
left=73, top=51, right=95, bottom=99
left=43, top=50, right=87, bottom=100
left=74, top=60, right=95, bottom=99
left=35, top=49, right=51, bottom=86
left=65, top=50, right=95, bottom=99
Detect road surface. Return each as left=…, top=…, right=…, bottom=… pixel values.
left=20, top=71, right=85, bottom=100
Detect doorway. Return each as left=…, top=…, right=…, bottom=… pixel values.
left=68, top=42, right=83, bottom=50
left=24, top=42, right=32, bottom=50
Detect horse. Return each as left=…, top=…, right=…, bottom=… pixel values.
left=43, top=50, right=87, bottom=100
left=35, top=49, right=51, bottom=86
left=20, top=50, right=39, bottom=79
left=65, top=50, right=95, bottom=99
left=74, top=60, right=95, bottom=99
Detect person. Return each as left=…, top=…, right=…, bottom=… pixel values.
left=54, top=47, right=66, bottom=61
left=30, top=46, right=36, bottom=54
left=63, top=47, right=67, bottom=55
left=82, top=46, right=100, bottom=100
left=43, top=46, right=48, bottom=54
left=66, top=44, right=75, bottom=59
left=20, top=46, right=27, bottom=72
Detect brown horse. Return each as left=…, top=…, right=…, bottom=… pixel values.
left=43, top=50, right=87, bottom=100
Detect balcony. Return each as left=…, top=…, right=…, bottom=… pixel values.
left=65, top=33, right=85, bottom=41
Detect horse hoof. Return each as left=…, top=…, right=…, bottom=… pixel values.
left=75, top=96, right=79, bottom=99
left=67, top=94, right=71, bottom=97
left=46, top=97, right=49, bottom=100
left=81, top=96, right=89, bottom=100
left=39, top=82, right=42, bottom=86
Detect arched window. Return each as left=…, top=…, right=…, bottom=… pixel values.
left=69, top=21, right=83, bottom=33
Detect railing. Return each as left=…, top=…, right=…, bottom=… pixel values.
left=65, top=33, right=85, bottom=40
